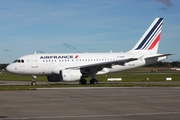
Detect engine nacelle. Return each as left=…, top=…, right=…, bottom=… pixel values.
left=61, top=69, right=82, bottom=81
left=47, top=69, right=82, bottom=82
left=47, top=75, right=61, bottom=82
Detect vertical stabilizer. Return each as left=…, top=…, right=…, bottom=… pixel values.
left=129, top=18, right=163, bottom=54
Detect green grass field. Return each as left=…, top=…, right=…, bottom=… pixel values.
left=0, top=67, right=180, bottom=90
left=0, top=67, right=180, bottom=82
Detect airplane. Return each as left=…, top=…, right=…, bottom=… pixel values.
left=171, top=67, right=180, bottom=71
left=6, top=18, right=172, bottom=85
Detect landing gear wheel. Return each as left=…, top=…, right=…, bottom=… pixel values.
left=31, top=75, right=37, bottom=86
left=90, top=79, right=98, bottom=85
left=79, top=79, right=87, bottom=85
left=31, top=81, right=36, bottom=86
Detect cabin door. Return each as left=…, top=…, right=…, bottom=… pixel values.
left=31, top=56, right=38, bottom=68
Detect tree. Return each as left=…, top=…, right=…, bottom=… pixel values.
left=0, top=64, right=9, bottom=70
left=171, top=61, right=180, bottom=67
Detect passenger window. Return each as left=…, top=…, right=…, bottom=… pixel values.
left=21, top=60, right=24, bottom=63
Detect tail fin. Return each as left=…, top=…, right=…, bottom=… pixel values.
left=129, top=18, right=163, bottom=54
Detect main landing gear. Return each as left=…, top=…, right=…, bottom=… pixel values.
left=31, top=75, right=37, bottom=85
left=79, top=78, right=98, bottom=85
left=79, top=78, right=87, bottom=85
left=90, top=78, right=98, bottom=84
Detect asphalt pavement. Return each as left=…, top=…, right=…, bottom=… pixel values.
left=0, top=87, right=180, bottom=120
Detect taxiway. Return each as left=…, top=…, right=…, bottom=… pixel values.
left=0, top=87, right=180, bottom=120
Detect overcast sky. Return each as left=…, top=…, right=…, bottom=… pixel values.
left=0, top=0, right=180, bottom=63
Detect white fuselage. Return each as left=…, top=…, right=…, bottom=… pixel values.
left=6, top=52, right=165, bottom=76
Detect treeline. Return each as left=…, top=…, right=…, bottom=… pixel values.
left=147, top=61, right=180, bottom=68
left=1, top=61, right=180, bottom=70
left=0, top=64, right=8, bottom=70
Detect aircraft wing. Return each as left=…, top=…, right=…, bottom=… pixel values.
left=67, top=58, right=138, bottom=71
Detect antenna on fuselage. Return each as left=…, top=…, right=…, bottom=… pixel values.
left=34, top=51, right=37, bottom=54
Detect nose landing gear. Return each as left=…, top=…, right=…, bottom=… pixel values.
left=31, top=75, right=37, bottom=85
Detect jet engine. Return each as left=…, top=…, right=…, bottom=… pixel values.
left=61, top=69, right=82, bottom=81
left=47, top=69, right=82, bottom=82
left=47, top=75, right=60, bottom=82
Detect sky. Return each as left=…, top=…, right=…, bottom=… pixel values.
left=0, top=0, right=180, bottom=63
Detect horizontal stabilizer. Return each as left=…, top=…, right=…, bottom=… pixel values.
left=145, top=54, right=173, bottom=59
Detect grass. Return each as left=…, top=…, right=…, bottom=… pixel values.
left=1, top=67, right=180, bottom=82
left=0, top=67, right=180, bottom=90
left=92, top=67, right=180, bottom=82
left=1, top=82, right=180, bottom=91
left=0, top=73, right=47, bottom=82
left=1, top=72, right=180, bottom=82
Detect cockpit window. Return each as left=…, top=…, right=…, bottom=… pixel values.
left=13, top=59, right=25, bottom=63
left=13, top=60, right=18, bottom=63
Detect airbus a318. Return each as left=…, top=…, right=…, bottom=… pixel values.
left=6, top=18, right=172, bottom=85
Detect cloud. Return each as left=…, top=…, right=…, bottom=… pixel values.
left=3, top=49, right=11, bottom=52
left=155, top=0, right=173, bottom=10
left=155, top=0, right=173, bottom=7
left=36, top=50, right=45, bottom=53
left=62, top=43, right=77, bottom=50
left=158, top=7, right=168, bottom=11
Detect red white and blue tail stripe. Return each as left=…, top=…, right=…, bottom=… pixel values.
left=130, top=18, right=163, bottom=53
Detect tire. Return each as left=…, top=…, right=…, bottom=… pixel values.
left=31, top=81, right=36, bottom=86
left=90, top=79, right=98, bottom=85
left=79, top=79, right=87, bottom=85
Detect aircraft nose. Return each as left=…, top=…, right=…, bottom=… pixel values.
left=6, top=64, right=16, bottom=73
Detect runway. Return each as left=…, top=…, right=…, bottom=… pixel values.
left=0, top=87, right=180, bottom=120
